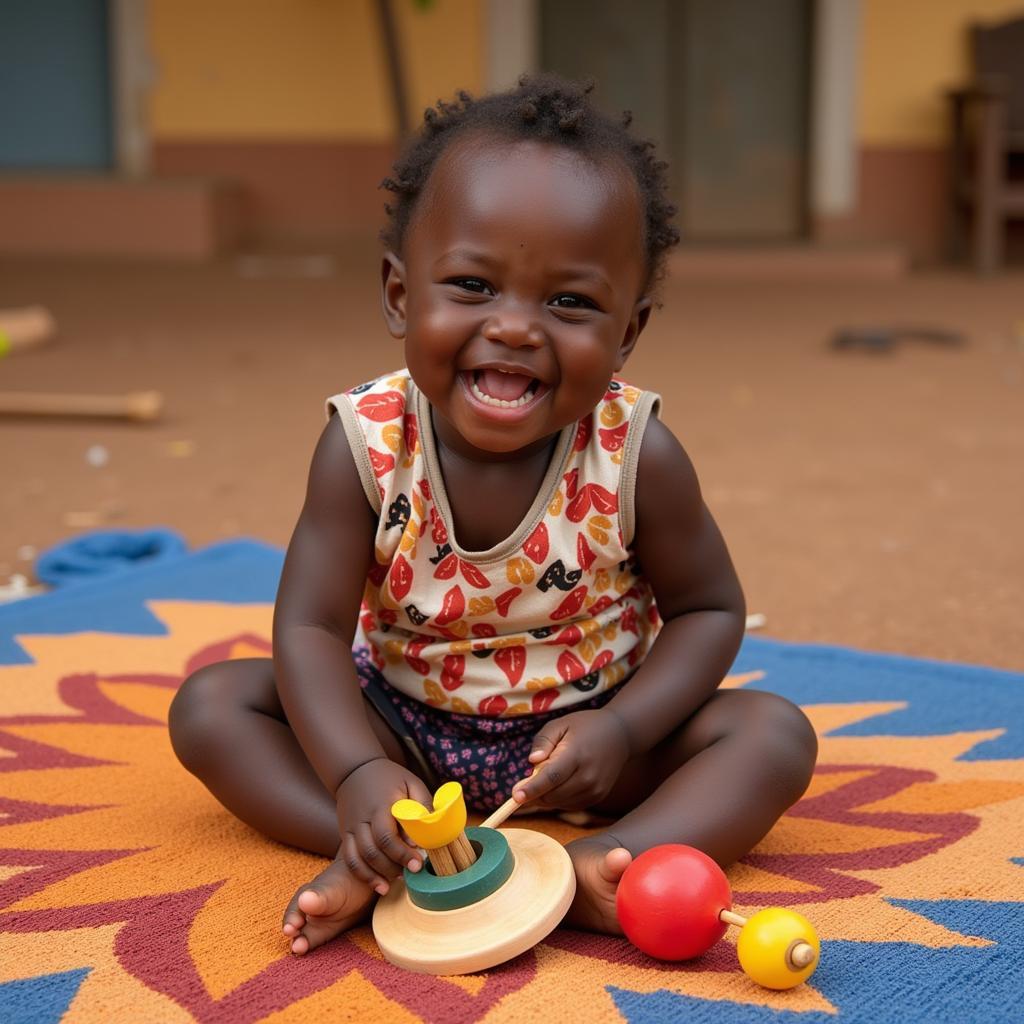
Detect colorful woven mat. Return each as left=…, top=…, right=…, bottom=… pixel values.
left=1, top=540, right=1022, bottom=1023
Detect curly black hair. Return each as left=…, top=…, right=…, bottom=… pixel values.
left=380, top=73, right=679, bottom=290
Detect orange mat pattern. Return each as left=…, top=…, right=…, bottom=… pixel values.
left=1, top=542, right=1022, bottom=1022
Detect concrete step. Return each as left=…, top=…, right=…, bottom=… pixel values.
left=0, top=175, right=242, bottom=260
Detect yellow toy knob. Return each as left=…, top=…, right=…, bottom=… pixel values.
left=735, top=908, right=820, bottom=990
left=391, top=781, right=467, bottom=849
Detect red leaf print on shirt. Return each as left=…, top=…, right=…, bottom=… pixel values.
left=599, top=422, right=628, bottom=452
left=434, top=585, right=465, bottom=626
left=563, top=468, right=580, bottom=501
left=459, top=560, right=491, bottom=589
left=478, top=694, right=508, bottom=717
left=545, top=624, right=582, bottom=647
left=403, top=413, right=418, bottom=453
left=430, top=506, right=447, bottom=545
left=471, top=622, right=497, bottom=638
left=418, top=477, right=432, bottom=500
left=551, top=585, right=588, bottom=620
left=494, top=588, right=521, bottom=617
left=588, top=595, right=614, bottom=617
left=441, top=654, right=465, bottom=690
left=620, top=606, right=638, bottom=635
left=557, top=650, right=585, bottom=682
left=494, top=646, right=526, bottom=686
left=573, top=416, right=592, bottom=452
left=433, top=552, right=457, bottom=580
left=389, top=554, right=413, bottom=600
left=357, top=391, right=404, bottom=421
left=523, top=523, right=549, bottom=565
left=532, top=689, right=559, bottom=713
left=369, top=448, right=395, bottom=478
left=577, top=533, right=596, bottom=571
left=567, top=484, right=618, bottom=523
left=590, top=650, right=613, bottom=672
left=405, top=636, right=430, bottom=676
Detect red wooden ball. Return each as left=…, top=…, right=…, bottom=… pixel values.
left=616, top=844, right=732, bottom=960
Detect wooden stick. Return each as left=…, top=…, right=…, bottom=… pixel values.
left=480, top=764, right=545, bottom=830
left=427, top=843, right=457, bottom=877
left=787, top=941, right=816, bottom=969
left=480, top=795, right=522, bottom=831
left=0, top=307, right=56, bottom=355
left=719, top=909, right=747, bottom=928
left=425, top=833, right=478, bottom=877
left=0, top=390, right=163, bottom=422
left=449, top=832, right=476, bottom=872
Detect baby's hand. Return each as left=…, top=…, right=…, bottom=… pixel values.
left=334, top=759, right=432, bottom=895
left=513, top=708, right=631, bottom=811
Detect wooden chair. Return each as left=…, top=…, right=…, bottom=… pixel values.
left=948, top=15, right=1024, bottom=273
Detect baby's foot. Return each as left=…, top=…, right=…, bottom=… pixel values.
left=564, top=837, right=632, bottom=934
left=281, top=858, right=376, bottom=955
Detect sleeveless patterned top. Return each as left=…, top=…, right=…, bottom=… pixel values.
left=327, top=369, right=662, bottom=717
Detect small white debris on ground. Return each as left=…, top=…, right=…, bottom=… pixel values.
left=85, top=444, right=110, bottom=468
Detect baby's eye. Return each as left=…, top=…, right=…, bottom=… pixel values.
left=550, top=293, right=598, bottom=311
left=447, top=277, right=493, bottom=295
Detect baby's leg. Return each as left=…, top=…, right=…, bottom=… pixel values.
left=564, top=689, right=817, bottom=934
left=168, top=657, right=412, bottom=953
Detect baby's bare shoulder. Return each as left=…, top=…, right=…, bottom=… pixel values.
left=634, top=416, right=701, bottom=515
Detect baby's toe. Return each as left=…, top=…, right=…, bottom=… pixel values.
left=284, top=859, right=376, bottom=955
left=599, top=846, right=633, bottom=885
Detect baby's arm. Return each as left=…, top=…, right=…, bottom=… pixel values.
left=602, top=416, right=746, bottom=750
left=273, top=416, right=431, bottom=888
left=515, top=416, right=746, bottom=808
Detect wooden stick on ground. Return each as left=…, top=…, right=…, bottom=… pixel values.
left=0, top=307, right=56, bottom=355
left=0, top=390, right=163, bottom=422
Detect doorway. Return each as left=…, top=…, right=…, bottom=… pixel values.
left=540, top=0, right=813, bottom=241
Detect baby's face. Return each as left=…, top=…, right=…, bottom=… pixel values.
left=382, top=134, right=650, bottom=458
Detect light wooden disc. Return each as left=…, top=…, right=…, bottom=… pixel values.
left=372, top=828, right=575, bottom=976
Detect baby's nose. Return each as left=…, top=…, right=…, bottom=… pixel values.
left=482, top=308, right=545, bottom=348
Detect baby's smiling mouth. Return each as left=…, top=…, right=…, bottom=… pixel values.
left=464, top=368, right=547, bottom=410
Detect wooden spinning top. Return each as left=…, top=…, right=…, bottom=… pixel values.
left=373, top=782, right=575, bottom=975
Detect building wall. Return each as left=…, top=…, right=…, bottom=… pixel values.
left=821, top=0, right=1024, bottom=262
left=144, top=0, right=1023, bottom=258
left=148, top=0, right=483, bottom=241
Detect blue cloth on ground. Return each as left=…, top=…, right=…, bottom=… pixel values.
left=34, top=528, right=188, bottom=588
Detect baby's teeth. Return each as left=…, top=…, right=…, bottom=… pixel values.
left=470, top=377, right=532, bottom=408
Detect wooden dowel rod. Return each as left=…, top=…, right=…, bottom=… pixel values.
left=480, top=795, right=521, bottom=831
left=427, top=843, right=457, bottom=877
left=719, top=909, right=747, bottom=928
left=0, top=307, right=56, bottom=354
left=788, top=941, right=816, bottom=969
left=450, top=832, right=476, bottom=871
left=0, top=390, right=163, bottom=422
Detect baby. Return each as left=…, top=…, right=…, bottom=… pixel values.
left=169, top=75, right=817, bottom=956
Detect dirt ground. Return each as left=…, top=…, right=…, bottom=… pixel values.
left=2, top=247, right=1022, bottom=671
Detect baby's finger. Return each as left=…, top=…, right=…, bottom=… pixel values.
left=355, top=822, right=404, bottom=887
left=405, top=776, right=435, bottom=809
left=372, top=809, right=423, bottom=872
left=340, top=832, right=388, bottom=894
left=513, top=752, right=577, bottom=804
left=527, top=722, right=569, bottom=766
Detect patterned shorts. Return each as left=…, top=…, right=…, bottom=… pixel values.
left=352, top=645, right=619, bottom=813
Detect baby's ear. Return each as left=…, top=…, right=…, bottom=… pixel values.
left=614, top=296, right=653, bottom=370
left=381, top=252, right=408, bottom=339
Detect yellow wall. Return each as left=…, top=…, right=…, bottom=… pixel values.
left=149, top=0, right=483, bottom=140
left=859, top=0, right=1024, bottom=146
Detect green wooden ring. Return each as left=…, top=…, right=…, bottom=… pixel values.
left=404, top=826, right=514, bottom=911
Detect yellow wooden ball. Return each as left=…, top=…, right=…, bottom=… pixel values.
left=735, top=908, right=820, bottom=989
